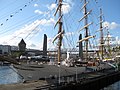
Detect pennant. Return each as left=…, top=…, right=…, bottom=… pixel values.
left=24, top=5, right=27, bottom=7
left=6, top=19, right=8, bottom=21
left=10, top=14, right=13, bottom=17
left=20, top=9, right=22, bottom=11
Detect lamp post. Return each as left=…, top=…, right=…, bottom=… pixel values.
left=75, top=65, right=78, bottom=82
left=58, top=64, right=61, bottom=85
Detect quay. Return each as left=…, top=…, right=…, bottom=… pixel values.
left=0, top=68, right=120, bottom=90
left=0, top=80, right=47, bottom=90
left=1, top=63, right=120, bottom=90
left=1, top=56, right=120, bottom=90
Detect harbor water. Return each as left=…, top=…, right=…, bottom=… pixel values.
left=102, top=81, right=120, bottom=90
left=0, top=65, right=23, bottom=84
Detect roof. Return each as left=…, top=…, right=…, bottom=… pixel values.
left=19, top=39, right=26, bottom=45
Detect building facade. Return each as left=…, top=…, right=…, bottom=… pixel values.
left=0, top=45, right=11, bottom=55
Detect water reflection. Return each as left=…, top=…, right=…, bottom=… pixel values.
left=102, top=81, right=120, bottom=90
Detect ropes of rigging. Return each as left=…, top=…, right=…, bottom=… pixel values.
left=63, top=16, right=76, bottom=49
left=8, top=18, right=45, bottom=42
left=0, top=0, right=37, bottom=26
left=0, top=14, right=41, bottom=35
left=3, top=10, right=54, bottom=43
left=62, top=0, right=87, bottom=52
left=0, top=5, right=55, bottom=41
left=53, top=0, right=83, bottom=51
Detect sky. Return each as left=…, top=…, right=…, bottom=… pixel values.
left=0, top=0, right=119, bottom=50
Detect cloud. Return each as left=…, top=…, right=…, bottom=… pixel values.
left=110, top=36, right=120, bottom=46
left=28, top=43, right=36, bottom=48
left=12, top=18, right=55, bottom=40
left=26, top=40, right=43, bottom=50
left=48, top=3, right=57, bottom=10
left=34, top=10, right=44, bottom=15
left=47, top=37, right=57, bottom=49
left=62, top=2, right=71, bottom=14
left=34, top=4, right=39, bottom=7
left=114, top=37, right=120, bottom=45
left=47, top=1, right=72, bottom=14
left=13, top=20, right=42, bottom=38
left=39, top=18, right=55, bottom=26
left=64, top=32, right=75, bottom=36
left=103, top=21, right=120, bottom=30
left=34, top=10, right=51, bottom=17
left=62, top=0, right=74, bottom=14
left=64, top=0, right=74, bottom=5
left=0, top=18, right=55, bottom=49
left=0, top=34, right=20, bottom=46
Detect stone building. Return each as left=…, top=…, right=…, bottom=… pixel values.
left=18, top=39, right=26, bottom=52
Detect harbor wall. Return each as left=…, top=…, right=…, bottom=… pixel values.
left=55, top=71, right=120, bottom=90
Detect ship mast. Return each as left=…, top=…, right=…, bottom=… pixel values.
left=78, top=0, right=92, bottom=61
left=99, top=8, right=104, bottom=60
left=54, top=0, right=63, bottom=64
left=84, top=0, right=89, bottom=60
left=106, top=28, right=112, bottom=58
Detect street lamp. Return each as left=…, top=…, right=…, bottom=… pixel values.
left=75, top=65, right=77, bottom=82
left=58, top=63, right=61, bottom=85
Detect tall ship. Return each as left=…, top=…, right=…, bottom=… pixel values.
left=3, top=0, right=119, bottom=88
left=11, top=0, right=119, bottom=80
